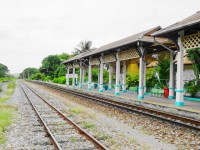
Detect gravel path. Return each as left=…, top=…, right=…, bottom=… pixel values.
left=27, top=81, right=179, bottom=150
left=2, top=82, right=53, bottom=149
left=20, top=82, right=98, bottom=149
left=2, top=81, right=199, bottom=149
left=0, top=82, right=8, bottom=97
left=30, top=82, right=200, bottom=150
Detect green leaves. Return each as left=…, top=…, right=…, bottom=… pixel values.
left=0, top=63, right=9, bottom=78
left=126, top=73, right=139, bottom=88
left=20, top=67, right=39, bottom=79
left=73, top=40, right=94, bottom=55
left=187, top=48, right=200, bottom=85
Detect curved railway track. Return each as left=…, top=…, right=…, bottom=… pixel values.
left=19, top=81, right=107, bottom=150
left=28, top=80, right=200, bottom=131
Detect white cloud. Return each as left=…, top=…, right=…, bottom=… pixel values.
left=0, top=0, right=199, bottom=73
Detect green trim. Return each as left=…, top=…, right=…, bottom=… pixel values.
left=138, top=95, right=143, bottom=100
left=115, top=92, right=120, bottom=95
left=88, top=88, right=92, bottom=90
left=175, top=89, right=184, bottom=93
left=99, top=84, right=103, bottom=85
left=168, top=95, right=175, bottom=99
left=122, top=90, right=127, bottom=93
left=169, top=87, right=174, bottom=90
left=99, top=89, right=103, bottom=92
left=184, top=96, right=200, bottom=102
left=175, top=102, right=184, bottom=106
left=108, top=88, right=112, bottom=90
left=138, top=86, right=144, bottom=89
left=115, top=84, right=120, bottom=87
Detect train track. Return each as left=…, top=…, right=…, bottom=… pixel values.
left=19, top=81, right=107, bottom=150
left=0, top=81, right=8, bottom=87
left=28, top=80, right=200, bottom=131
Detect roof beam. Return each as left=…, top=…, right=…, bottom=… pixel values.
left=154, top=37, right=176, bottom=54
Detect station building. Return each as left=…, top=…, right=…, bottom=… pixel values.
left=63, top=11, right=200, bottom=107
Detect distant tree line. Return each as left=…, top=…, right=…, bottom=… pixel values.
left=20, top=40, right=98, bottom=84
left=0, top=63, right=9, bottom=78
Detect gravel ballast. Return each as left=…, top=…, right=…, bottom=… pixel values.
left=2, top=81, right=200, bottom=149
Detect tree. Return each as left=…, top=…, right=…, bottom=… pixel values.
left=40, top=53, right=70, bottom=79
left=20, top=67, right=39, bottom=79
left=0, top=63, right=9, bottom=77
left=73, top=40, right=94, bottom=55
left=40, top=55, right=62, bottom=79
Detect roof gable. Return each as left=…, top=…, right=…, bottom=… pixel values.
left=153, top=11, right=200, bottom=36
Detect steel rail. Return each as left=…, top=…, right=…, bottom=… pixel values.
left=19, top=83, right=62, bottom=150
left=21, top=81, right=108, bottom=150
left=29, top=80, right=200, bottom=131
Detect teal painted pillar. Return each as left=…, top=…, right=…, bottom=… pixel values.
left=168, top=51, right=175, bottom=99
left=108, top=63, right=112, bottom=90
left=72, top=63, right=75, bottom=88
left=175, top=31, right=184, bottom=106
left=138, top=46, right=144, bottom=100
left=115, top=50, right=120, bottom=95
left=99, top=54, right=104, bottom=92
left=122, top=60, right=127, bottom=92
left=66, top=66, right=69, bottom=86
left=88, top=57, right=92, bottom=90
left=79, top=62, right=83, bottom=88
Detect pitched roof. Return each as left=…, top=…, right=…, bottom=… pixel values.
left=83, top=26, right=163, bottom=57
left=62, top=51, right=90, bottom=64
left=153, top=11, right=200, bottom=36
left=63, top=26, right=170, bottom=64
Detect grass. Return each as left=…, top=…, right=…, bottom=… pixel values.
left=81, top=122, right=96, bottom=129
left=69, top=136, right=78, bottom=142
left=71, top=107, right=83, bottom=114
left=0, top=80, right=17, bottom=144
left=94, top=131, right=110, bottom=140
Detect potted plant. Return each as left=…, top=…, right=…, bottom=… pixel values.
left=94, top=83, right=98, bottom=89
left=184, top=80, right=200, bottom=97
left=104, top=84, right=108, bottom=90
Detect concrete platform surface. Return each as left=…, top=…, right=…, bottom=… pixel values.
left=35, top=81, right=200, bottom=121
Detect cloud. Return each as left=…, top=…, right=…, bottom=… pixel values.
left=0, top=0, right=199, bottom=74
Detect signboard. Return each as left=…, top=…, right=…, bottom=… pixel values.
left=66, top=74, right=78, bottom=78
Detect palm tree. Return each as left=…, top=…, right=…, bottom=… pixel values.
left=73, top=40, right=94, bottom=55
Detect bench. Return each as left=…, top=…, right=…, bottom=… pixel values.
left=128, top=86, right=138, bottom=93
left=150, top=88, right=164, bottom=97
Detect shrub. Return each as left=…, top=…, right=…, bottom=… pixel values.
left=30, top=73, right=44, bottom=80
left=53, top=78, right=58, bottom=83
left=184, top=80, right=200, bottom=97
left=126, top=73, right=139, bottom=88
left=42, top=76, right=51, bottom=82
left=57, top=76, right=66, bottom=84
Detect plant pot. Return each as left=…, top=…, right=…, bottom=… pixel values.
left=104, top=85, right=108, bottom=90
left=164, top=87, right=169, bottom=98
left=94, top=83, right=98, bottom=89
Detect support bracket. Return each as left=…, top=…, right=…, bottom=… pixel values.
left=153, top=37, right=177, bottom=54
left=112, top=53, right=117, bottom=61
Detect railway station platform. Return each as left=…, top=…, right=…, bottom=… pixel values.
left=44, top=82, right=200, bottom=121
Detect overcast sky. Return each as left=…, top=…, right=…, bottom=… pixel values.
left=0, top=0, right=199, bottom=74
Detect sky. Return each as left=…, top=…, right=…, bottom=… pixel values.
left=0, top=0, right=199, bottom=74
